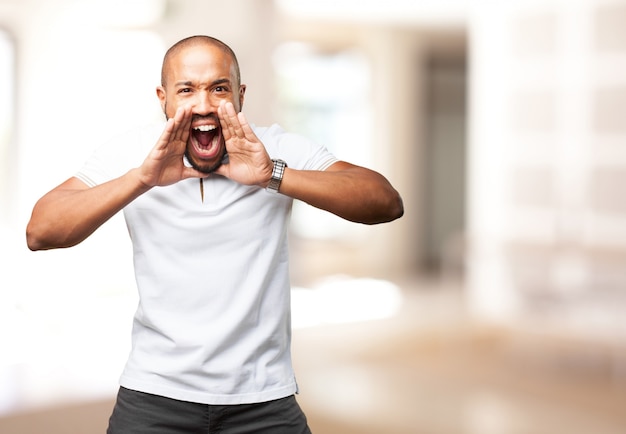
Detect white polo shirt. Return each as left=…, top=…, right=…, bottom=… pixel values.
left=76, top=122, right=337, bottom=405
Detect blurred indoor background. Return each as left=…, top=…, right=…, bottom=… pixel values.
left=1, top=0, right=626, bottom=433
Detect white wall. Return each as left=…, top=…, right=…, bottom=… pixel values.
left=0, top=0, right=282, bottom=410
left=467, top=0, right=626, bottom=333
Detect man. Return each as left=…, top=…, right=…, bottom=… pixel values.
left=26, top=35, right=403, bottom=433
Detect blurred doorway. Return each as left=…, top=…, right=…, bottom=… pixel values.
left=0, top=28, right=15, bottom=225
left=421, top=35, right=467, bottom=277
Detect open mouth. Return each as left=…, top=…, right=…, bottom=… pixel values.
left=190, top=124, right=222, bottom=160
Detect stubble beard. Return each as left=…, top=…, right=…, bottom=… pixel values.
left=164, top=102, right=227, bottom=174
left=185, top=146, right=227, bottom=174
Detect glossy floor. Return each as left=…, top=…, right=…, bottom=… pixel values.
left=1, top=277, right=625, bottom=434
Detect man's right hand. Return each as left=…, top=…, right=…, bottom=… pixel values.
left=138, top=105, right=205, bottom=188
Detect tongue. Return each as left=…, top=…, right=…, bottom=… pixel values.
left=197, top=131, right=213, bottom=147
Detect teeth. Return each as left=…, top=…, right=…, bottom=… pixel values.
left=194, top=125, right=216, bottom=132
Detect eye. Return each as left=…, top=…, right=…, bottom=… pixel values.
left=178, top=88, right=192, bottom=94
left=214, top=86, right=230, bottom=93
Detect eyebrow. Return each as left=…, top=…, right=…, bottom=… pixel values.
left=174, top=78, right=232, bottom=87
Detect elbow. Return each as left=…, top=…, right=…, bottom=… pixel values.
left=26, top=200, right=53, bottom=251
left=26, top=235, right=41, bottom=252
left=370, top=174, right=404, bottom=224
left=26, top=222, right=48, bottom=251
left=26, top=218, right=65, bottom=251
left=389, top=193, right=404, bottom=221
left=378, top=191, right=404, bottom=224
left=361, top=190, right=404, bottom=225
left=26, top=218, right=87, bottom=251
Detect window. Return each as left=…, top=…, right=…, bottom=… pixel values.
left=0, top=29, right=14, bottom=224
left=273, top=42, right=373, bottom=239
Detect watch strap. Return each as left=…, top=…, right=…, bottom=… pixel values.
left=266, top=159, right=287, bottom=193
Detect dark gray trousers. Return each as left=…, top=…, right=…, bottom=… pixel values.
left=107, top=387, right=312, bottom=434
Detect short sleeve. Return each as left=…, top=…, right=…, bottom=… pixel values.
left=255, top=124, right=338, bottom=171
left=75, top=123, right=163, bottom=187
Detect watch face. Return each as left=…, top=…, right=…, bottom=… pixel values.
left=267, top=159, right=286, bottom=192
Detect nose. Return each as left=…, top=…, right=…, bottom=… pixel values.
left=194, top=90, right=217, bottom=116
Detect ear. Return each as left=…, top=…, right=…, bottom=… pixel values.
left=156, top=86, right=166, bottom=113
left=238, top=84, right=246, bottom=111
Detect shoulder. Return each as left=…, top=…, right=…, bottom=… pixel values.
left=253, top=124, right=338, bottom=171
left=252, top=123, right=318, bottom=155
left=76, top=122, right=165, bottom=186
left=253, top=124, right=287, bottom=142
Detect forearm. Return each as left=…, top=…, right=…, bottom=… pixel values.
left=279, top=162, right=404, bottom=224
left=26, top=169, right=150, bottom=250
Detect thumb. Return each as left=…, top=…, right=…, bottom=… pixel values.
left=181, top=167, right=206, bottom=180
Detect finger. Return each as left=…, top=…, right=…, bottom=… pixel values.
left=224, top=102, right=244, bottom=138
left=237, top=112, right=256, bottom=141
left=172, top=106, right=192, bottom=143
left=218, top=101, right=232, bottom=141
left=155, top=117, right=176, bottom=150
left=181, top=166, right=206, bottom=180
left=213, top=164, right=227, bottom=178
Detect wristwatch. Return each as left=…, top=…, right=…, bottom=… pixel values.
left=266, top=159, right=287, bottom=193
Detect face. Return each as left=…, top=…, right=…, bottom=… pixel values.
left=157, top=44, right=246, bottom=173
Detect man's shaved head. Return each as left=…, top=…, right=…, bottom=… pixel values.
left=161, top=35, right=241, bottom=88
left=156, top=35, right=246, bottom=174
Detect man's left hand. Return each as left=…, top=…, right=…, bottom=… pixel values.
left=215, top=101, right=273, bottom=187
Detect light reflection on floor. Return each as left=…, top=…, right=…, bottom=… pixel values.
left=291, top=277, right=626, bottom=434
left=0, top=275, right=402, bottom=416
left=292, top=275, right=404, bottom=328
